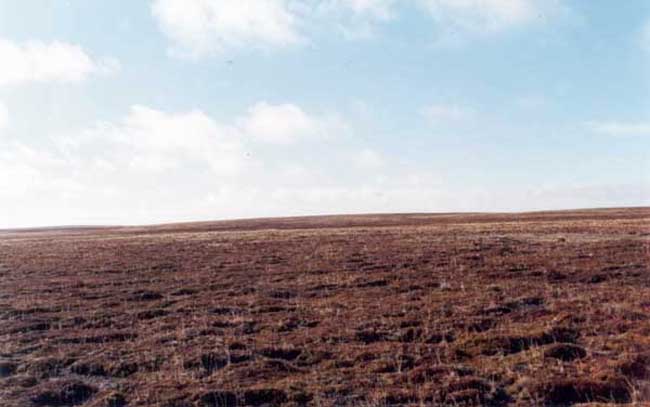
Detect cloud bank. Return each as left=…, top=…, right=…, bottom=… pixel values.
left=151, top=0, right=565, bottom=56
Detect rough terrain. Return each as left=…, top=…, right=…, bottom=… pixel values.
left=1, top=208, right=649, bottom=406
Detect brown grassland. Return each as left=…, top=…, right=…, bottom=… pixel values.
left=1, top=207, right=649, bottom=406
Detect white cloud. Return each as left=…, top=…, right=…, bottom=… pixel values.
left=417, top=0, right=560, bottom=34
left=586, top=121, right=650, bottom=137
left=316, top=0, right=397, bottom=39
left=0, top=141, right=68, bottom=197
left=81, top=105, right=247, bottom=175
left=151, top=0, right=304, bottom=57
left=421, top=104, right=471, bottom=123
left=52, top=102, right=337, bottom=178
left=0, top=38, right=118, bottom=86
left=239, top=102, right=322, bottom=144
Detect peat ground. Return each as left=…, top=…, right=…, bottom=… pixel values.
left=1, top=207, right=649, bottom=406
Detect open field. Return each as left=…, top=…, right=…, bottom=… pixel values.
left=1, top=208, right=650, bottom=406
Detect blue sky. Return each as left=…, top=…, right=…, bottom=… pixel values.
left=0, top=0, right=648, bottom=227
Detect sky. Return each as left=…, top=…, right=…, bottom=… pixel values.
left=0, top=0, right=648, bottom=228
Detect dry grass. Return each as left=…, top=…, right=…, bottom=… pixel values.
left=0, top=208, right=649, bottom=406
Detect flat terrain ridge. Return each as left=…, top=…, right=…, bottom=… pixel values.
left=1, top=208, right=649, bottom=406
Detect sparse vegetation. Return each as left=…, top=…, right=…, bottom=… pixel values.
left=1, top=208, right=649, bottom=406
